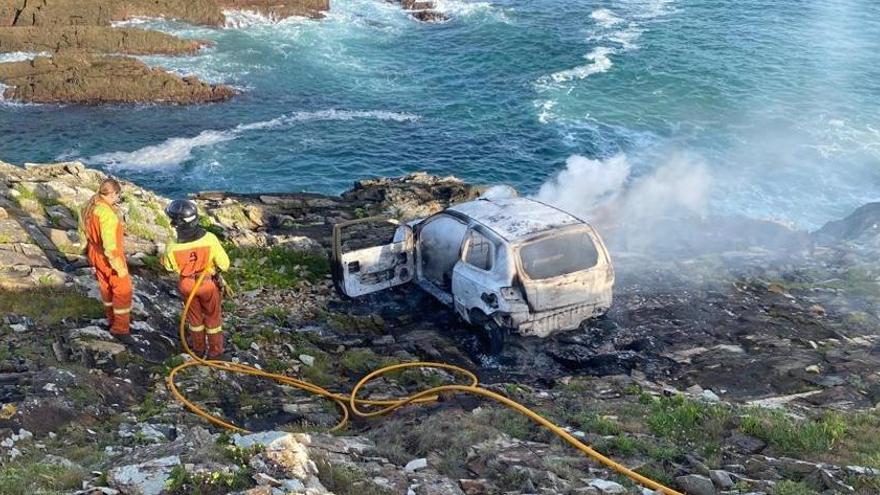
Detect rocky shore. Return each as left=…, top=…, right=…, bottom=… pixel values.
left=0, top=0, right=329, bottom=104
left=0, top=161, right=878, bottom=495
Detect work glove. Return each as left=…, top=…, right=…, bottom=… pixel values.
left=214, top=273, right=234, bottom=298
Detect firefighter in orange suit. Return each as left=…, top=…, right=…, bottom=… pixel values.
left=162, top=200, right=230, bottom=359
left=81, top=178, right=133, bottom=339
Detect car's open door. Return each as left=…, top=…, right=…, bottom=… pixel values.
left=331, top=217, right=415, bottom=297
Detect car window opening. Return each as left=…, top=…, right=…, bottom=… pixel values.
left=520, top=230, right=599, bottom=280
left=465, top=230, right=493, bottom=271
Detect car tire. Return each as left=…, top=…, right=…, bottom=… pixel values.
left=478, top=320, right=505, bottom=355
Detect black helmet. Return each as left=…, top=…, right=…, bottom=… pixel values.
left=165, top=199, right=198, bottom=228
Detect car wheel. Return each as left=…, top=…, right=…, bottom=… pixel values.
left=478, top=320, right=505, bottom=355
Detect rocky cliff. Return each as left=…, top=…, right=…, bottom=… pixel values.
left=0, top=161, right=879, bottom=495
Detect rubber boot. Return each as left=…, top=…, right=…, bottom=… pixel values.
left=207, top=332, right=225, bottom=359
left=190, top=330, right=207, bottom=356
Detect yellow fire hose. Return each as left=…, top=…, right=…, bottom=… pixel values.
left=166, top=272, right=683, bottom=495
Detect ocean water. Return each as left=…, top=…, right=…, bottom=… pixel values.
left=0, top=0, right=878, bottom=229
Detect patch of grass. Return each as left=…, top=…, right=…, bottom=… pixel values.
left=647, top=395, right=731, bottom=442
left=315, top=457, right=393, bottom=495
left=339, top=348, right=393, bottom=376
left=772, top=480, right=820, bottom=495
left=300, top=352, right=337, bottom=388
left=165, top=465, right=253, bottom=495
left=69, top=385, right=102, bottom=409
left=199, top=215, right=226, bottom=238
left=226, top=245, right=329, bottom=291
left=573, top=412, right=622, bottom=436
left=741, top=408, right=846, bottom=456
left=152, top=354, right=186, bottom=376
left=137, top=390, right=167, bottom=421
left=0, top=458, right=85, bottom=495
left=323, top=312, right=385, bottom=334
left=262, top=307, right=288, bottom=324
left=0, top=287, right=103, bottom=326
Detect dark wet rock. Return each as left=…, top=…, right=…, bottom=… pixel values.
left=675, top=474, right=716, bottom=495
left=0, top=53, right=236, bottom=104
left=813, top=202, right=880, bottom=245
left=709, top=469, right=734, bottom=489
left=725, top=432, right=767, bottom=455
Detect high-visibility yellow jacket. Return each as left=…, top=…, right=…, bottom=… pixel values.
left=82, top=200, right=127, bottom=275
left=162, top=232, right=230, bottom=277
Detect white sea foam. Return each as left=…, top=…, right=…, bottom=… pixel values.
left=88, top=109, right=421, bottom=170
left=431, top=0, right=504, bottom=20
left=534, top=1, right=676, bottom=121
left=590, top=8, right=622, bottom=27
left=545, top=46, right=614, bottom=84
left=0, top=51, right=50, bottom=63
left=110, top=17, right=155, bottom=28
left=223, top=9, right=290, bottom=28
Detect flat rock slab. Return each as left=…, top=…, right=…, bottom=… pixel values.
left=108, top=455, right=180, bottom=495
left=0, top=54, right=236, bottom=104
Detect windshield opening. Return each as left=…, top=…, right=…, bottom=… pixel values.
left=519, top=230, right=599, bottom=280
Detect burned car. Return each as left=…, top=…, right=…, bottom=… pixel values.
left=331, top=197, right=614, bottom=352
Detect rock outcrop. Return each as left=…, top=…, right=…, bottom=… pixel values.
left=392, top=0, right=448, bottom=23
left=0, top=0, right=329, bottom=104
left=0, top=53, right=235, bottom=104
left=216, top=0, right=330, bottom=20
left=0, top=26, right=209, bottom=55
left=0, top=0, right=329, bottom=28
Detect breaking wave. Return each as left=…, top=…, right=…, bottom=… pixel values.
left=590, top=8, right=622, bottom=27
left=431, top=0, right=507, bottom=21
left=223, top=9, right=289, bottom=28
left=88, top=109, right=421, bottom=170
left=534, top=2, right=675, bottom=122
left=543, top=47, right=614, bottom=84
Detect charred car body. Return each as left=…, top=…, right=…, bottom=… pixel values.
left=331, top=197, right=614, bottom=352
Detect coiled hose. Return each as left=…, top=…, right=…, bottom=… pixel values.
left=166, top=272, right=683, bottom=495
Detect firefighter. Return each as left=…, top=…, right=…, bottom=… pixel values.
left=162, top=200, right=230, bottom=359
left=81, top=178, right=133, bottom=340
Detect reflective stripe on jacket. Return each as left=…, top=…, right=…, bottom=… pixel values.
left=83, top=200, right=126, bottom=274
left=163, top=232, right=230, bottom=277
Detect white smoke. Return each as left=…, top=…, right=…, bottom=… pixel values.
left=535, top=153, right=712, bottom=253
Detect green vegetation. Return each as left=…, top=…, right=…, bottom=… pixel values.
left=315, top=457, right=394, bottom=495
left=0, top=286, right=103, bottom=325
left=772, top=480, right=820, bottom=495
left=165, top=465, right=252, bottom=495
left=225, top=245, right=329, bottom=291
left=0, top=458, right=85, bottom=495
left=137, top=390, right=167, bottom=421
left=741, top=408, right=846, bottom=456
left=339, top=348, right=396, bottom=376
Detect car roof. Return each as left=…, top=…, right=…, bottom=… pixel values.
left=447, top=197, right=584, bottom=242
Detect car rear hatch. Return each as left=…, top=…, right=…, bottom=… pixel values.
left=515, top=226, right=613, bottom=312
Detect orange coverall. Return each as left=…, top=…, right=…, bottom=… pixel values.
left=83, top=200, right=132, bottom=335
left=162, top=232, right=230, bottom=358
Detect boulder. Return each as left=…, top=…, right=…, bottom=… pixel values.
left=107, top=455, right=181, bottom=495
left=675, top=474, right=716, bottom=495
